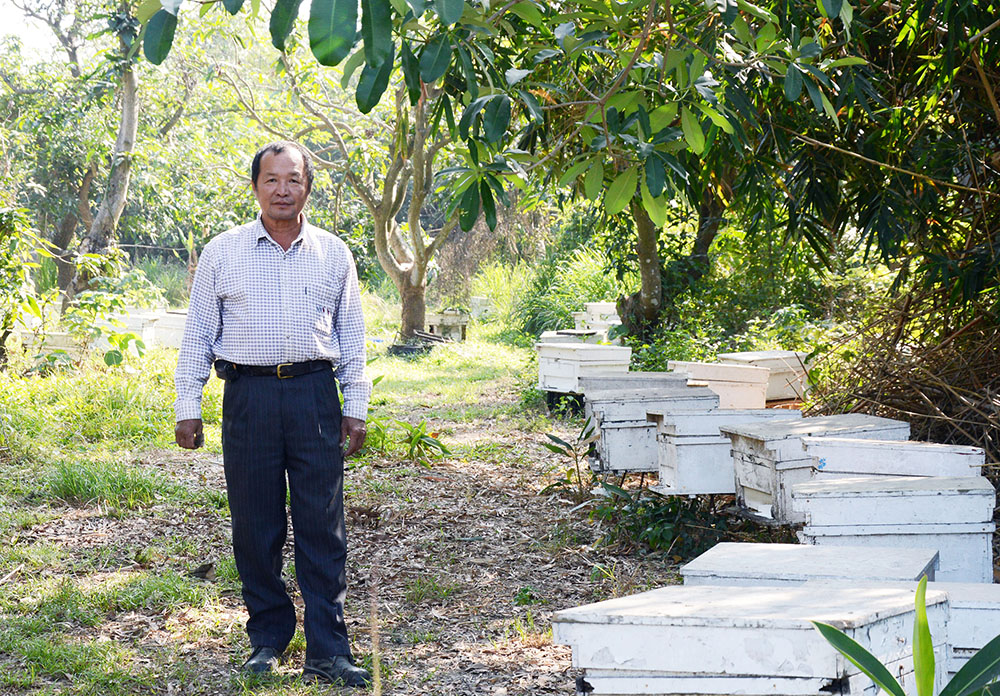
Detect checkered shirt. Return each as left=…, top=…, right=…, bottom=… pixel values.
left=174, top=216, right=371, bottom=422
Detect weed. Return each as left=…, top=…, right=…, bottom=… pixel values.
left=503, top=610, right=552, bottom=647
left=406, top=628, right=438, bottom=644
left=395, top=419, right=450, bottom=467
left=45, top=459, right=175, bottom=509
left=514, top=585, right=545, bottom=606
left=540, top=417, right=599, bottom=499
left=404, top=575, right=459, bottom=604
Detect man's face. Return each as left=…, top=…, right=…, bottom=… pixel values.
left=253, top=149, right=310, bottom=225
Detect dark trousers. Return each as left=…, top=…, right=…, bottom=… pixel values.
left=221, top=367, right=350, bottom=659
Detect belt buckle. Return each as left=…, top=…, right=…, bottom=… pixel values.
left=276, top=362, right=294, bottom=379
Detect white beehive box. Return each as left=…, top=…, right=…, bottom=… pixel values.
left=554, top=584, right=948, bottom=696
left=721, top=414, right=911, bottom=523
left=930, top=583, right=1000, bottom=676
left=718, top=350, right=811, bottom=401
left=536, top=343, right=632, bottom=393
left=793, top=476, right=995, bottom=583
left=667, top=361, right=770, bottom=409
left=648, top=409, right=802, bottom=495
left=154, top=309, right=188, bottom=349
left=425, top=310, right=469, bottom=341
left=803, top=437, right=985, bottom=478
left=587, top=386, right=720, bottom=474
left=680, top=542, right=939, bottom=586
left=539, top=328, right=602, bottom=344
left=580, top=372, right=694, bottom=395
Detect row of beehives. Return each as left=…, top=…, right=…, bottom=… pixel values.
left=551, top=364, right=997, bottom=695
left=582, top=370, right=994, bottom=584
left=554, top=540, right=1000, bottom=695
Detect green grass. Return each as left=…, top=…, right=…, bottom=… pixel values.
left=403, top=575, right=460, bottom=604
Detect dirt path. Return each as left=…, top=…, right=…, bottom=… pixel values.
left=11, top=400, right=679, bottom=695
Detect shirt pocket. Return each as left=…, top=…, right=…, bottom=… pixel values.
left=314, top=304, right=334, bottom=336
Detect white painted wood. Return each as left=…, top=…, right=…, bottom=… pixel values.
left=153, top=310, right=188, bottom=349
left=588, top=387, right=718, bottom=423
left=536, top=343, right=633, bottom=393
left=425, top=310, right=469, bottom=341
left=580, top=372, right=694, bottom=394
left=666, top=361, right=770, bottom=409
left=649, top=410, right=802, bottom=495
left=722, top=414, right=911, bottom=522
left=554, top=584, right=948, bottom=680
left=798, top=521, right=995, bottom=583
left=718, top=350, right=811, bottom=400
left=592, top=421, right=658, bottom=474
left=680, top=542, right=939, bottom=586
left=803, top=437, right=985, bottom=478
left=539, top=329, right=599, bottom=344
left=791, top=476, right=995, bottom=526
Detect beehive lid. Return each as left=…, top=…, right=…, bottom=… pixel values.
left=555, top=584, right=945, bottom=629
left=720, top=414, right=909, bottom=442
left=792, top=475, right=994, bottom=499
left=718, top=350, right=810, bottom=370
left=656, top=409, right=802, bottom=437
left=681, top=542, right=939, bottom=584
left=535, top=342, right=632, bottom=360
left=668, top=360, right=771, bottom=384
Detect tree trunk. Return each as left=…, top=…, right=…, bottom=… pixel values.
left=618, top=200, right=664, bottom=338
left=67, top=56, right=138, bottom=300
left=53, top=210, right=77, bottom=294
left=684, top=191, right=726, bottom=285
left=399, top=281, right=426, bottom=339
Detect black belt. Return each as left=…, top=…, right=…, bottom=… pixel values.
left=216, top=359, right=332, bottom=380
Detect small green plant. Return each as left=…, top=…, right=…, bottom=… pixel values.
left=514, top=586, right=544, bottom=606
left=395, top=419, right=450, bottom=467
left=404, top=575, right=459, bottom=604
left=540, top=417, right=599, bottom=498
left=814, top=575, right=1000, bottom=696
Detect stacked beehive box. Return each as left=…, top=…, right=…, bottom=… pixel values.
left=553, top=584, right=948, bottom=696
left=648, top=409, right=802, bottom=495
left=154, top=309, right=188, bottom=349
left=720, top=415, right=911, bottom=523
left=792, top=476, right=996, bottom=582
left=536, top=343, right=632, bottom=394
left=666, top=361, right=770, bottom=408
left=425, top=309, right=469, bottom=341
left=803, top=437, right=985, bottom=479
left=717, top=350, right=811, bottom=402
left=679, top=542, right=940, bottom=586
left=583, top=380, right=719, bottom=475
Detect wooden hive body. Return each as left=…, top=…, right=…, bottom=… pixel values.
left=721, top=414, right=911, bottom=523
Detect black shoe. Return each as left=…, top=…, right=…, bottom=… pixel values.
left=241, top=646, right=282, bottom=674
left=303, top=655, right=372, bottom=687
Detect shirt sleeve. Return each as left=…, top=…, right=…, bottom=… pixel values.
left=333, top=248, right=371, bottom=421
left=174, top=242, right=221, bottom=421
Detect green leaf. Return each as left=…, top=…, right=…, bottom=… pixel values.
left=820, top=91, right=840, bottom=128
left=459, top=182, right=480, bottom=231
left=405, top=0, right=426, bottom=16
left=480, top=180, right=497, bottom=230
left=482, top=95, right=510, bottom=143
left=680, top=106, right=705, bottom=154
left=104, top=350, right=124, bottom=367
left=419, top=33, right=452, bottom=83
left=820, top=0, right=842, bottom=18
left=784, top=64, right=803, bottom=101
left=509, top=1, right=543, bottom=26
left=137, top=0, right=163, bottom=24
left=648, top=103, right=678, bottom=132
left=355, top=42, right=394, bottom=112
left=696, top=103, right=734, bottom=134
left=941, top=632, right=1000, bottom=696
left=546, top=433, right=572, bottom=449
left=143, top=9, right=177, bottom=65
left=505, top=67, right=532, bottom=86
left=223, top=0, right=245, bottom=14
left=340, top=47, right=367, bottom=89
left=584, top=161, right=604, bottom=200
left=827, top=56, right=867, bottom=68
left=913, top=576, right=936, bottom=696
left=361, top=0, right=392, bottom=67
left=737, top=0, right=777, bottom=23
left=270, top=0, right=304, bottom=51
left=640, top=179, right=666, bottom=227
left=812, top=622, right=906, bottom=696
left=557, top=158, right=593, bottom=188
left=604, top=166, right=637, bottom=215
left=518, top=89, right=543, bottom=123
left=400, top=41, right=421, bottom=103
left=803, top=76, right=825, bottom=114
left=645, top=156, right=665, bottom=198
left=308, top=0, right=357, bottom=65
left=435, top=0, right=464, bottom=25
left=457, top=44, right=478, bottom=99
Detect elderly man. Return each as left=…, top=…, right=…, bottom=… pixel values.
left=174, top=141, right=372, bottom=687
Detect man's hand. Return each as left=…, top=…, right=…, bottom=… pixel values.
left=341, top=416, right=367, bottom=458
left=175, top=418, right=204, bottom=449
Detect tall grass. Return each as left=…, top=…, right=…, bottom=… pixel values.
left=470, top=260, right=533, bottom=325
left=134, top=257, right=188, bottom=308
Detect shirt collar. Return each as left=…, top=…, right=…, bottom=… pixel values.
left=253, top=214, right=314, bottom=249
